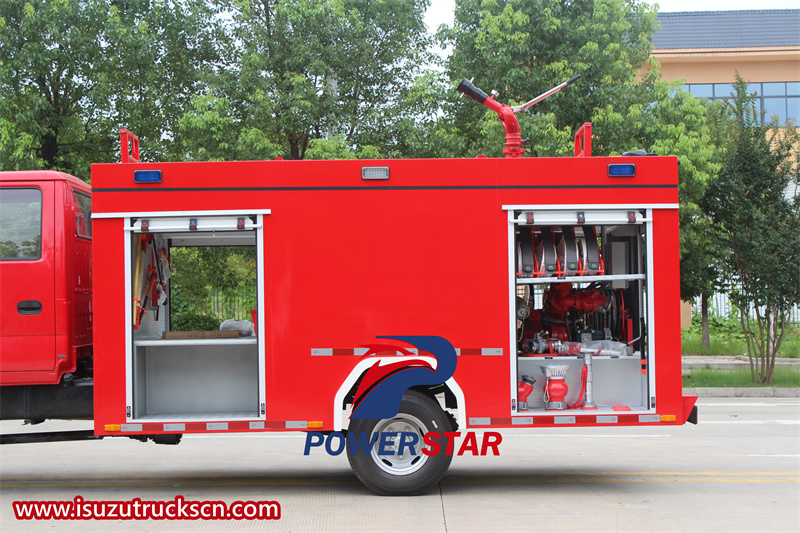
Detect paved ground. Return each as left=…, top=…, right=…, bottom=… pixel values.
left=1, top=398, right=798, bottom=532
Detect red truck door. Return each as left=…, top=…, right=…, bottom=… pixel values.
left=0, top=181, right=56, bottom=375
left=71, top=189, right=92, bottom=351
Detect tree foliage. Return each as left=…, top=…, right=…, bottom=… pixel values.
left=679, top=99, right=732, bottom=346
left=178, top=0, right=433, bottom=161
left=0, top=0, right=227, bottom=179
left=169, top=246, right=256, bottom=330
left=0, top=0, right=108, bottom=175
left=705, top=75, right=800, bottom=383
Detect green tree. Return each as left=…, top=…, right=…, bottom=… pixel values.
left=98, top=0, right=228, bottom=163
left=599, top=84, right=726, bottom=346
left=169, top=246, right=257, bottom=330
left=0, top=0, right=108, bottom=175
left=180, top=0, right=433, bottom=162
left=679, top=99, right=733, bottom=347
left=679, top=210, right=720, bottom=347
left=706, top=75, right=800, bottom=383
left=0, top=0, right=227, bottom=178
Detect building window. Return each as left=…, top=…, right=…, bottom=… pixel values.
left=686, top=82, right=798, bottom=124
left=688, top=84, right=713, bottom=98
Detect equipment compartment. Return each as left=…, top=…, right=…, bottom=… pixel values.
left=132, top=341, right=258, bottom=419
left=126, top=215, right=265, bottom=421
left=509, top=209, right=653, bottom=415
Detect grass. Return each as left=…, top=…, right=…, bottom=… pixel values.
left=683, top=366, right=800, bottom=388
left=681, top=334, right=746, bottom=356
left=681, top=319, right=800, bottom=358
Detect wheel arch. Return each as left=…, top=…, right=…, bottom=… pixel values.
left=333, top=357, right=466, bottom=432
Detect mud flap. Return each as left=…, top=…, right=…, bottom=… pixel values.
left=683, top=395, right=698, bottom=425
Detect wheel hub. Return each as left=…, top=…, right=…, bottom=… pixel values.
left=369, top=414, right=429, bottom=476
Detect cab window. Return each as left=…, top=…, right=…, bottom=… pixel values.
left=73, top=191, right=91, bottom=238
left=0, top=188, right=42, bottom=260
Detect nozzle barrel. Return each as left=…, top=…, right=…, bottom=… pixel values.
left=457, top=78, right=489, bottom=104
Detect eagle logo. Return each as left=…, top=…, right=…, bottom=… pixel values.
left=350, top=335, right=457, bottom=420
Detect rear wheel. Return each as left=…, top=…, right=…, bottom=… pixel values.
left=346, top=390, right=453, bottom=496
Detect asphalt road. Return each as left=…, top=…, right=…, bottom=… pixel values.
left=1, top=398, right=798, bottom=532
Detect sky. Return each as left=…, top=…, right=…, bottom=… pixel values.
left=424, top=0, right=800, bottom=32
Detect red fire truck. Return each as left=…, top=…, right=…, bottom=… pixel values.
left=0, top=80, right=697, bottom=495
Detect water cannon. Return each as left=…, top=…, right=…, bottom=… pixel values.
left=457, top=75, right=581, bottom=158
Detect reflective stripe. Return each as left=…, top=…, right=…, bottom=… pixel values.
left=311, top=348, right=416, bottom=356
left=249, top=421, right=265, bottom=429
left=121, top=424, right=142, bottom=432
left=164, top=423, right=185, bottom=432
left=314, top=347, right=504, bottom=356
left=479, top=414, right=659, bottom=426
left=458, top=348, right=504, bottom=356
left=206, top=423, right=228, bottom=431
left=286, top=421, right=307, bottom=429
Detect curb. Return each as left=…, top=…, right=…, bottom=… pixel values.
left=682, top=356, right=800, bottom=371
left=683, top=387, right=800, bottom=398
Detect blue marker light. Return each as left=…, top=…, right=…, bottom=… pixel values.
left=607, top=164, right=636, bottom=177
left=134, top=170, right=162, bottom=184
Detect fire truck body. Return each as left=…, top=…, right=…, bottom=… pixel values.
left=0, top=122, right=697, bottom=495
left=89, top=151, right=694, bottom=441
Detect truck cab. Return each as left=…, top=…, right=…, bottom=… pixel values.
left=0, top=171, right=93, bottom=420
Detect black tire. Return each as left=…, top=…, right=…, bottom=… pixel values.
left=346, top=390, right=454, bottom=496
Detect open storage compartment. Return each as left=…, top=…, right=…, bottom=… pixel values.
left=125, top=214, right=265, bottom=421
left=508, top=208, right=654, bottom=415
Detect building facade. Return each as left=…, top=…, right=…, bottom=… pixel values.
left=651, top=10, right=799, bottom=124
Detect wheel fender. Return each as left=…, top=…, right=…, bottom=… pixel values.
left=333, top=356, right=466, bottom=432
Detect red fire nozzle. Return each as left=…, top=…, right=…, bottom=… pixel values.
left=457, top=78, right=523, bottom=158
left=457, top=74, right=581, bottom=159
left=517, top=375, right=536, bottom=411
